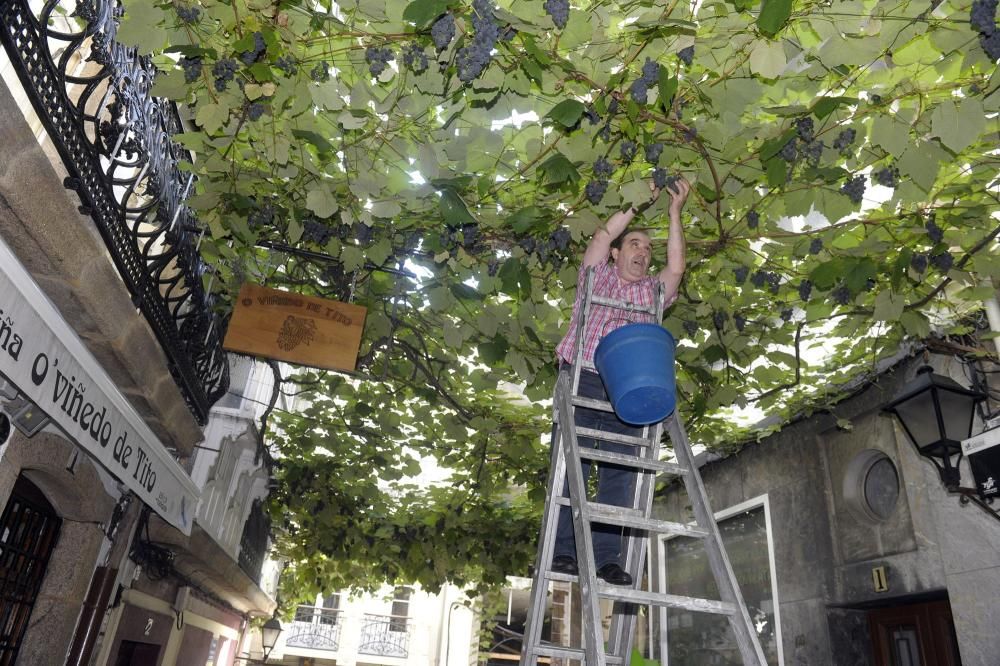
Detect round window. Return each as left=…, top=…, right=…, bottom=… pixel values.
left=844, top=449, right=900, bottom=522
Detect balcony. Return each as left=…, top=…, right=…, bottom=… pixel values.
left=358, top=613, right=412, bottom=658
left=0, top=0, right=228, bottom=423
left=285, top=606, right=343, bottom=651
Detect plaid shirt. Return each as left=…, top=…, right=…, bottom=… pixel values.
left=556, top=261, right=666, bottom=365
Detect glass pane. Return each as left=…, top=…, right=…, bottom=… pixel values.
left=938, top=389, right=976, bottom=443
left=890, top=625, right=921, bottom=666
left=663, top=506, right=778, bottom=665
left=864, top=458, right=900, bottom=519
left=892, top=394, right=941, bottom=448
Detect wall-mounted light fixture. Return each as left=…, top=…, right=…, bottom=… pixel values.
left=883, top=365, right=999, bottom=522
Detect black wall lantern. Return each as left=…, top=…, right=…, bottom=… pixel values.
left=883, top=364, right=1000, bottom=523
left=260, top=615, right=282, bottom=662
left=882, top=365, right=986, bottom=488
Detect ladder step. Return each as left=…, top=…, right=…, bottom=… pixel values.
left=531, top=643, right=625, bottom=664
left=551, top=499, right=707, bottom=538
left=589, top=295, right=657, bottom=316
left=575, top=426, right=654, bottom=447
left=586, top=502, right=709, bottom=538
left=598, top=585, right=738, bottom=616
left=579, top=448, right=686, bottom=475
left=571, top=394, right=615, bottom=412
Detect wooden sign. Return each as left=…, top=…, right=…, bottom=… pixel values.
left=223, top=283, right=367, bottom=372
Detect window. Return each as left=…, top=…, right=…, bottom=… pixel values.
left=293, top=605, right=315, bottom=623
left=319, top=593, right=340, bottom=626
left=656, top=497, right=783, bottom=665
left=389, top=586, right=412, bottom=632
left=0, top=476, right=62, bottom=665
left=214, top=354, right=255, bottom=411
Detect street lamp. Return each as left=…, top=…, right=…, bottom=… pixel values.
left=882, top=365, right=986, bottom=488
left=261, top=616, right=282, bottom=662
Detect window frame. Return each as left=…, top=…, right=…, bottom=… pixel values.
left=652, top=493, right=784, bottom=666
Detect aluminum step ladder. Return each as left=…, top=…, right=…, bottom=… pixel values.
left=520, top=268, right=767, bottom=666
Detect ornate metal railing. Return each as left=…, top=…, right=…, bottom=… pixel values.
left=0, top=0, right=227, bottom=423
left=237, top=499, right=269, bottom=583
left=285, top=606, right=342, bottom=651
left=358, top=613, right=411, bottom=658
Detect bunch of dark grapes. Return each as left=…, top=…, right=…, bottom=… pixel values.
left=593, top=157, right=613, bottom=178
left=176, top=4, right=201, bottom=24
left=795, top=117, right=815, bottom=143
left=248, top=205, right=274, bottom=229
left=608, top=98, right=620, bottom=115
left=303, top=220, right=335, bottom=245
left=365, top=46, right=394, bottom=77
left=751, top=270, right=767, bottom=288
left=456, top=0, right=500, bottom=82
left=247, top=102, right=266, bottom=121
left=598, top=124, right=612, bottom=142
left=519, top=237, right=536, bottom=254
left=713, top=310, right=729, bottom=330
left=354, top=222, right=374, bottom=245
left=840, top=175, right=866, bottom=204
left=809, top=238, right=823, bottom=254
left=652, top=168, right=668, bottom=190
left=925, top=217, right=944, bottom=243
left=798, top=280, right=812, bottom=301
left=402, top=42, right=428, bottom=73
left=619, top=140, right=637, bottom=162
left=734, top=313, right=747, bottom=332
left=212, top=58, right=239, bottom=92
left=911, top=253, right=928, bottom=273
left=734, top=265, right=749, bottom=284
left=832, top=285, right=852, bottom=305
left=874, top=166, right=900, bottom=188
left=310, top=62, right=330, bottom=82
left=550, top=227, right=572, bottom=251
left=275, top=56, right=297, bottom=77
left=431, top=13, right=456, bottom=51
left=832, top=128, right=856, bottom=155
left=682, top=126, right=698, bottom=142
left=544, top=0, right=570, bottom=29
left=780, top=308, right=794, bottom=322
left=240, top=32, right=266, bottom=65
left=779, top=139, right=798, bottom=162
left=499, top=25, right=516, bottom=41
left=487, top=257, right=500, bottom=276
left=678, top=46, right=694, bottom=66
left=683, top=320, right=699, bottom=336
left=970, top=0, right=1000, bottom=60
left=630, top=58, right=661, bottom=104
left=803, top=140, right=824, bottom=166
left=584, top=106, right=601, bottom=125
left=746, top=210, right=760, bottom=229
left=180, top=56, right=202, bottom=83
left=629, top=78, right=650, bottom=105
left=766, top=271, right=781, bottom=294
left=645, top=142, right=663, bottom=164
left=585, top=179, right=609, bottom=205
left=931, top=251, right=954, bottom=272
left=461, top=224, right=480, bottom=249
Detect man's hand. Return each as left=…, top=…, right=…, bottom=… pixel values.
left=667, top=177, right=691, bottom=217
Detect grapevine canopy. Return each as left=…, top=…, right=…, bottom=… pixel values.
left=121, top=0, right=1000, bottom=599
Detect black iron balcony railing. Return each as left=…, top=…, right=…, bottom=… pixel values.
left=286, top=606, right=342, bottom=651
left=0, top=0, right=227, bottom=423
left=358, top=613, right=411, bottom=658
left=237, top=499, right=269, bottom=583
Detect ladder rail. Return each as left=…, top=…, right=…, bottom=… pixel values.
left=668, top=416, right=768, bottom=666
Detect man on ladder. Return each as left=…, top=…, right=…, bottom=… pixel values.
left=522, top=173, right=767, bottom=666
left=550, top=176, right=690, bottom=587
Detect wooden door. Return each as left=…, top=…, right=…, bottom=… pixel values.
left=869, top=599, right=961, bottom=666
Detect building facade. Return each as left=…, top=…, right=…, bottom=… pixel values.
left=651, top=352, right=1000, bottom=666
left=0, top=0, right=278, bottom=662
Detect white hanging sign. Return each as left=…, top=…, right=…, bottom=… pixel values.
left=0, top=240, right=198, bottom=534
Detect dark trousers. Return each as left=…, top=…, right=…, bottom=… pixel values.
left=554, top=368, right=642, bottom=567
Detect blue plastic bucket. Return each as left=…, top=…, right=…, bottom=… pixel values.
left=594, top=323, right=676, bottom=425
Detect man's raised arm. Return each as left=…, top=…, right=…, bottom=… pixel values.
left=657, top=178, right=690, bottom=305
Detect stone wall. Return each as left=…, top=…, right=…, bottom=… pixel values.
left=655, top=353, right=1000, bottom=665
